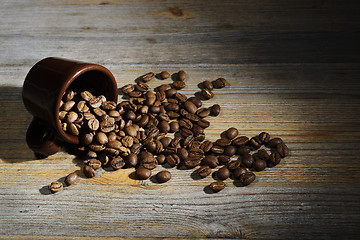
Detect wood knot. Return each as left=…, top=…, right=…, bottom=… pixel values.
left=168, top=7, right=184, bottom=17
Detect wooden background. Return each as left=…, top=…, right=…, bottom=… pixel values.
left=1, top=0, right=360, bottom=239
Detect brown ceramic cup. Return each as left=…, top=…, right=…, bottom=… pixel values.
left=22, top=57, right=118, bottom=156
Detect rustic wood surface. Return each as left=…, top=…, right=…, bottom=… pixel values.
left=1, top=0, right=360, bottom=239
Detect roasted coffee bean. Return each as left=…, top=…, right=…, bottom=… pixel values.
left=175, top=92, right=187, bottom=103
left=182, top=134, right=194, bottom=148
left=124, top=126, right=137, bottom=137
left=80, top=91, right=93, bottom=101
left=123, top=111, right=136, bottom=120
left=160, top=71, right=170, bottom=79
left=172, top=81, right=186, bottom=90
left=156, top=170, right=171, bottom=183
left=84, top=165, right=96, bottom=178
left=156, top=154, right=166, bottom=165
left=93, top=107, right=106, bottom=117
left=239, top=172, right=256, bottom=186
left=170, top=136, right=182, bottom=149
left=153, top=140, right=164, bottom=154
left=122, top=84, right=135, bottom=94
left=100, top=121, right=115, bottom=133
left=145, top=141, right=156, bottom=153
left=158, top=84, right=172, bottom=92
left=253, top=159, right=267, bottom=171
left=163, top=146, right=177, bottom=155
left=225, top=127, right=238, bottom=140
left=188, top=148, right=204, bottom=159
left=64, top=90, right=75, bottom=101
left=177, top=148, right=189, bottom=160
left=268, top=152, right=281, bottom=167
left=227, top=160, right=241, bottom=171
left=88, top=159, right=102, bottom=170
left=202, top=155, right=219, bottom=168
left=110, top=157, right=125, bottom=170
left=184, top=157, right=202, bottom=168
left=126, top=154, right=138, bottom=167
left=186, top=98, right=201, bottom=109
left=169, top=121, right=180, bottom=133
left=68, top=123, right=79, bottom=135
left=237, top=145, right=251, bottom=156
left=144, top=91, right=156, bottom=106
left=242, top=153, right=254, bottom=168
left=77, top=101, right=89, bottom=113
left=135, top=168, right=151, bottom=180
left=214, top=78, right=227, bottom=88
left=107, top=140, right=122, bottom=149
left=211, top=145, right=224, bottom=155
left=137, top=115, right=149, bottom=127
left=200, top=140, right=213, bottom=153
left=84, top=112, right=95, bottom=120
left=88, top=118, right=99, bottom=131
left=232, top=136, right=249, bottom=147
left=82, top=133, right=93, bottom=145
left=232, top=167, right=248, bottom=179
left=136, top=82, right=149, bottom=92
left=139, top=105, right=149, bottom=115
left=158, top=120, right=170, bottom=133
left=138, top=151, right=153, bottom=160
left=131, top=142, right=142, bottom=154
left=65, top=172, right=79, bottom=186
left=268, top=137, right=283, bottom=148
left=142, top=156, right=158, bottom=170
left=197, top=165, right=212, bottom=178
left=258, top=132, right=270, bottom=144
left=61, top=122, right=67, bottom=132
left=257, top=149, right=269, bottom=161
left=209, top=104, right=220, bottom=116
left=210, top=181, right=225, bottom=192
left=128, top=91, right=142, bottom=98
left=189, top=140, right=201, bottom=149
left=218, top=155, right=231, bottom=165
left=184, top=100, right=197, bottom=114
left=249, top=136, right=262, bottom=149
left=165, top=154, right=180, bottom=167
left=159, top=137, right=171, bottom=149
left=87, top=151, right=97, bottom=159
left=109, top=110, right=120, bottom=118
left=102, top=101, right=116, bottom=110
left=177, top=70, right=186, bottom=81
left=59, top=111, right=67, bottom=120
left=165, top=103, right=180, bottom=112
left=179, top=118, right=193, bottom=129
left=166, top=88, right=177, bottom=98
left=107, top=132, right=117, bottom=142
left=197, top=119, right=210, bottom=128
left=276, top=142, right=289, bottom=157
left=48, top=181, right=63, bottom=193
left=185, top=113, right=200, bottom=122
left=216, top=138, right=231, bottom=147
left=202, top=80, right=214, bottom=90
left=95, top=132, right=108, bottom=145
left=217, top=166, right=230, bottom=180
left=192, top=125, right=204, bottom=136
left=224, top=145, right=237, bottom=157
left=196, top=108, right=210, bottom=118
left=167, top=111, right=180, bottom=118
left=141, top=72, right=155, bottom=82
left=62, top=100, right=75, bottom=111
left=122, top=136, right=134, bottom=148
left=89, top=96, right=103, bottom=108
left=201, top=89, right=214, bottom=99
left=149, top=105, right=160, bottom=114
left=146, top=126, right=160, bottom=139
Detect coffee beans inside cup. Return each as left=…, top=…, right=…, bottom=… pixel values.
left=49, top=70, right=289, bottom=193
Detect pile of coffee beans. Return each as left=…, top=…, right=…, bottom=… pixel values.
left=48, top=70, right=289, bottom=193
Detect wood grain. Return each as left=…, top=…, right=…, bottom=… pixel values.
left=1, top=0, right=360, bottom=239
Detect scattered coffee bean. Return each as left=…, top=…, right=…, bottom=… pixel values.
left=253, top=159, right=267, bottom=171
left=276, top=142, right=289, bottom=157
left=48, top=181, right=63, bottom=193
left=197, top=165, right=212, bottom=178
left=160, top=71, right=170, bottom=79
left=65, top=172, right=79, bottom=186
left=141, top=72, right=155, bottom=82
left=209, top=181, right=226, bottom=192
left=217, top=166, right=230, bottom=180
left=213, top=78, right=227, bottom=88
left=177, top=70, right=186, bottom=81
left=201, top=89, right=214, bottom=99
left=239, top=172, right=256, bottom=186
left=156, top=170, right=171, bottom=183
left=84, top=165, right=96, bottom=178
left=268, top=137, right=283, bottom=148
left=135, top=168, right=151, bottom=180
left=202, top=80, right=214, bottom=90
left=232, top=167, right=247, bottom=179
left=225, top=127, right=238, bottom=140
left=209, top=104, right=220, bottom=116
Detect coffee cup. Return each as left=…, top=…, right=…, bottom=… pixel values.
left=22, top=57, right=118, bottom=156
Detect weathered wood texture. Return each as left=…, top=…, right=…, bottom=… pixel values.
left=1, top=0, right=360, bottom=239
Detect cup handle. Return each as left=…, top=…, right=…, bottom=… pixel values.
left=26, top=117, right=62, bottom=157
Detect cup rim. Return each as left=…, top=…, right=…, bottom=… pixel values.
left=54, top=64, right=117, bottom=145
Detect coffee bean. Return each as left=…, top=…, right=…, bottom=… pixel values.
left=257, top=149, right=269, bottom=161
left=202, top=155, right=219, bottom=168
left=166, top=154, right=180, bottom=167
left=239, top=172, right=256, bottom=186
left=131, top=143, right=142, bottom=154
left=177, top=70, right=186, bottom=81
left=167, top=111, right=180, bottom=118
left=124, top=126, right=137, bottom=137
left=242, top=153, right=254, bottom=168
left=188, top=97, right=202, bottom=108
left=217, top=166, right=230, bottom=180
left=84, top=112, right=95, bottom=120
left=192, top=125, right=204, bottom=136
left=59, top=111, right=67, bottom=120
left=84, top=165, right=96, bottom=178
left=68, top=123, right=79, bottom=136
left=209, top=104, right=220, bottom=116
left=136, top=168, right=151, bottom=180
left=93, top=107, right=106, bottom=117
left=175, top=92, right=187, bottom=103
left=160, top=71, right=170, bottom=79
left=188, top=148, right=204, bottom=159
left=258, top=132, right=270, bottom=144
left=184, top=157, right=201, bottom=168
left=225, top=127, right=238, bottom=140
left=276, top=142, right=289, bottom=157
left=218, top=155, right=231, bottom=165
left=88, top=159, right=102, bottom=170
left=197, top=119, right=210, bottom=128
left=168, top=121, right=179, bottom=133
left=172, top=81, right=186, bottom=90
left=165, top=88, right=177, bottom=98
left=62, top=100, right=75, bottom=111
left=253, top=159, right=267, bottom=171
left=102, top=101, right=116, bottom=110
left=224, top=145, right=237, bottom=157
left=211, top=145, right=224, bottom=155
left=156, top=154, right=166, bottom=165
left=129, top=91, right=142, bottom=98
left=197, top=165, right=212, bottom=178
left=65, top=172, right=79, bottom=186
left=141, top=72, right=155, bottom=82
left=188, top=140, right=201, bottom=149
left=82, top=133, right=93, bottom=145
left=107, top=140, right=122, bottom=149
left=201, top=89, right=214, bottom=99
left=268, top=152, right=281, bottom=167
left=122, top=136, right=134, bottom=148
left=232, top=136, right=249, bottom=147
left=158, top=84, right=172, bottom=92
left=158, top=120, right=170, bottom=133
left=196, top=108, right=210, bottom=118
left=136, top=82, right=149, bottom=92
left=200, top=140, right=213, bottom=153
left=214, top=78, right=227, bottom=88
left=232, top=167, right=247, bottom=179
left=142, top=156, right=158, bottom=170
left=48, top=181, right=63, bottom=193
left=209, top=181, right=225, bottom=192
left=177, top=148, right=188, bottom=161
left=87, top=150, right=97, bottom=159
left=202, top=80, right=214, bottom=90
left=184, top=100, right=197, bottom=114
left=268, top=137, right=283, bottom=148
left=125, top=154, right=138, bottom=167
left=179, top=118, right=193, bottom=129
left=215, top=138, right=231, bottom=147
left=95, top=132, right=108, bottom=145
left=110, top=157, right=125, bottom=170
left=122, top=84, right=135, bottom=94
left=227, top=160, right=241, bottom=171
left=237, top=145, right=251, bottom=155
left=89, top=96, right=103, bottom=108
left=156, top=170, right=171, bottom=183
left=249, top=136, right=262, bottom=149
left=88, top=118, right=99, bottom=131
